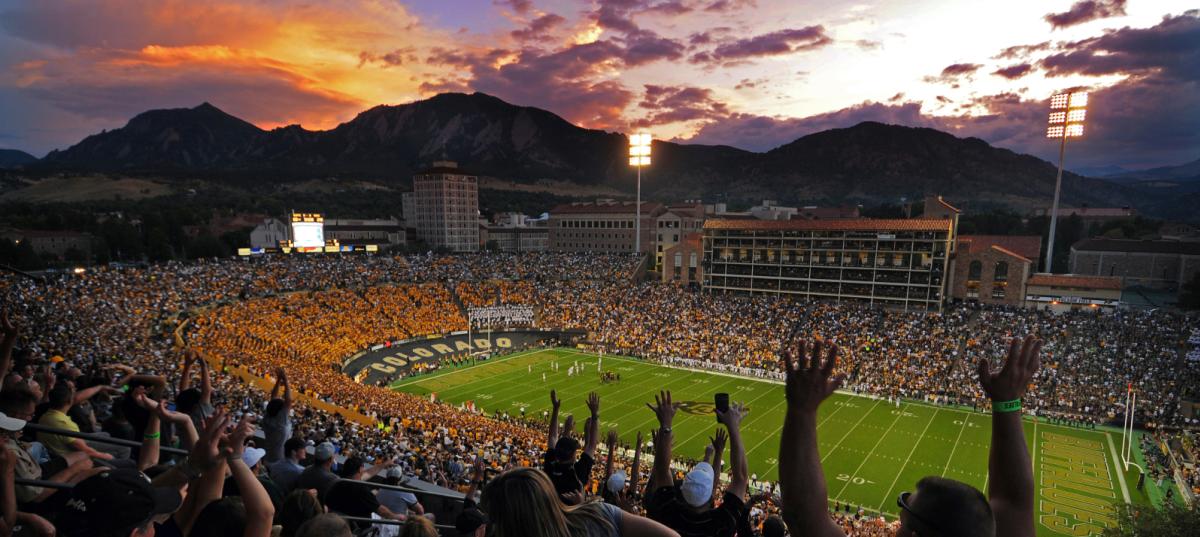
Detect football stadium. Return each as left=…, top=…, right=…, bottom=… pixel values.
left=1, top=6, right=1198, bottom=534
left=1, top=250, right=1195, bottom=537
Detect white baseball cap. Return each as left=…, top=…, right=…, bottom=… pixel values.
left=242, top=447, right=266, bottom=469
left=680, top=462, right=714, bottom=507
left=606, top=470, right=626, bottom=494
left=0, top=412, right=26, bottom=432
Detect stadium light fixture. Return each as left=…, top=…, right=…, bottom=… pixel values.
left=628, top=132, right=652, bottom=254
left=1043, top=90, right=1088, bottom=274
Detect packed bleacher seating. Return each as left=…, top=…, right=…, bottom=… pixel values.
left=0, top=251, right=1196, bottom=536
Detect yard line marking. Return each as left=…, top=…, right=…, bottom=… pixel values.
left=832, top=403, right=908, bottom=500
left=759, top=396, right=851, bottom=476
left=941, top=410, right=972, bottom=477
left=1105, top=433, right=1131, bottom=503
left=821, top=399, right=883, bottom=463
left=877, top=408, right=939, bottom=511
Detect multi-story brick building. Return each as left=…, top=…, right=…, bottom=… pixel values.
left=950, top=235, right=1041, bottom=306
left=411, top=161, right=479, bottom=252
left=655, top=202, right=707, bottom=269
left=662, top=232, right=703, bottom=285
left=702, top=218, right=955, bottom=310
left=548, top=200, right=666, bottom=254
left=1070, top=238, right=1200, bottom=292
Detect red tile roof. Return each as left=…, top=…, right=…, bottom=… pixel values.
left=1026, top=274, right=1122, bottom=290
left=958, top=235, right=1042, bottom=259
left=704, top=218, right=953, bottom=232
left=989, top=245, right=1033, bottom=262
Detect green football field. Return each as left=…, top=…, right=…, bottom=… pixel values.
left=393, top=347, right=1150, bottom=537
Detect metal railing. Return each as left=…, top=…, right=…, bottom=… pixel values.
left=22, top=422, right=188, bottom=456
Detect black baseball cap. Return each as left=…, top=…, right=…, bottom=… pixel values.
left=762, top=515, right=788, bottom=537
left=60, top=469, right=183, bottom=537
left=455, top=507, right=488, bottom=535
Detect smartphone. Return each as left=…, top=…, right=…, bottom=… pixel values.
left=715, top=393, right=730, bottom=421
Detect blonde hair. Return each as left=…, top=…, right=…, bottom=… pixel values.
left=399, top=516, right=438, bottom=537
left=481, top=467, right=614, bottom=537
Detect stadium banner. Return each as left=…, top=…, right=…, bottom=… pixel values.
left=342, top=329, right=585, bottom=385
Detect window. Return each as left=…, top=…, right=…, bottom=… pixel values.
left=968, top=260, right=982, bottom=280
left=994, top=261, right=1009, bottom=282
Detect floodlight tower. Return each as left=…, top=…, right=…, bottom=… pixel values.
left=1044, top=91, right=1088, bottom=273
left=628, top=132, right=652, bottom=255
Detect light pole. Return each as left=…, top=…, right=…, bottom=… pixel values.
left=1044, top=91, right=1087, bottom=273
left=628, top=132, right=652, bottom=255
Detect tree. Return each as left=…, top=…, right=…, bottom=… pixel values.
left=1181, top=272, right=1200, bottom=309
left=1102, top=503, right=1200, bottom=537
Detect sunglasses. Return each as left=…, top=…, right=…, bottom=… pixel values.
left=897, top=491, right=946, bottom=536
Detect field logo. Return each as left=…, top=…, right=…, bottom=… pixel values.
left=676, top=401, right=749, bottom=416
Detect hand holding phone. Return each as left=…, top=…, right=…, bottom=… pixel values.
left=715, top=392, right=729, bottom=422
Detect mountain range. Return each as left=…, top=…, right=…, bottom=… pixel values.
left=0, top=149, right=36, bottom=169
left=6, top=92, right=1199, bottom=220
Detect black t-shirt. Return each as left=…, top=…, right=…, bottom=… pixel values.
left=646, top=486, right=747, bottom=537
left=325, top=480, right=381, bottom=531
left=543, top=452, right=594, bottom=497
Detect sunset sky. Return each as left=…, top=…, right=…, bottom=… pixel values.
left=0, top=0, right=1196, bottom=171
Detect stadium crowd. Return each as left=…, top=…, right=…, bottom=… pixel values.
left=0, top=251, right=1195, bottom=536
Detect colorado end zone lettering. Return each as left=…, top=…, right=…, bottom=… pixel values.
left=1037, top=432, right=1119, bottom=536
left=371, top=338, right=511, bottom=373
left=340, top=330, right=583, bottom=385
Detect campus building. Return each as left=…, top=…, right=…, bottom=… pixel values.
left=411, top=161, right=479, bottom=252
left=701, top=218, right=956, bottom=310
left=1070, top=238, right=1200, bottom=292
left=548, top=200, right=666, bottom=254
left=324, top=218, right=406, bottom=249
left=950, top=235, right=1041, bottom=306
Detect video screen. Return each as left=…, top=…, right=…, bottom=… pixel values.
left=292, top=221, right=324, bottom=248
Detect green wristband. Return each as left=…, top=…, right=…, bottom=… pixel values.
left=993, top=399, right=1022, bottom=413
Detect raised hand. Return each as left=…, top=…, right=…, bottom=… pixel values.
left=645, top=390, right=677, bottom=428
left=710, top=428, right=728, bottom=457
left=562, top=415, right=576, bottom=438
left=606, top=429, right=619, bottom=448
left=224, top=414, right=255, bottom=459
left=587, top=392, right=600, bottom=417
left=782, top=340, right=843, bottom=414
left=0, top=309, right=18, bottom=339
left=717, top=401, right=746, bottom=429
left=191, top=409, right=230, bottom=470
left=978, top=334, right=1043, bottom=402
left=550, top=389, right=561, bottom=410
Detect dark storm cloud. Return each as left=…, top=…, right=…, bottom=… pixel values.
left=1044, top=0, right=1127, bottom=30
left=992, top=63, right=1034, bottom=79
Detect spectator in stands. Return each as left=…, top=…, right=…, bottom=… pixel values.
left=0, top=389, right=98, bottom=508
left=325, top=455, right=407, bottom=528
left=261, top=367, right=293, bottom=464
left=176, top=351, right=214, bottom=435
left=778, top=336, right=1043, bottom=537
left=643, top=391, right=749, bottom=537
left=481, top=466, right=678, bottom=537
left=278, top=490, right=324, bottom=537
left=270, top=438, right=308, bottom=493
left=400, top=516, right=438, bottom=537
left=37, top=383, right=113, bottom=461
left=293, top=441, right=338, bottom=497
left=377, top=466, right=426, bottom=519
left=57, top=468, right=183, bottom=537
left=545, top=391, right=600, bottom=504
left=295, top=513, right=353, bottom=537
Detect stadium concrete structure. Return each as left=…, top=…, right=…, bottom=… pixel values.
left=701, top=217, right=955, bottom=310
left=411, top=161, right=480, bottom=252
